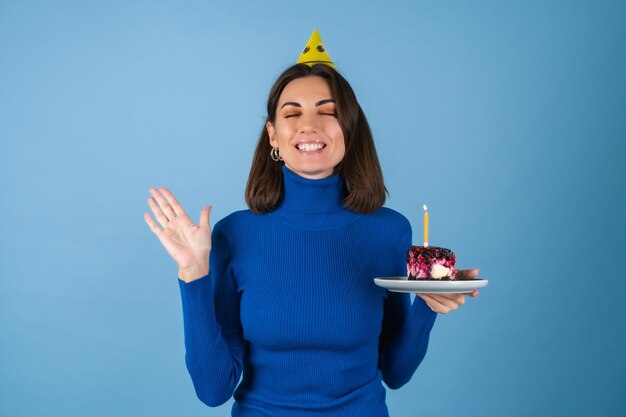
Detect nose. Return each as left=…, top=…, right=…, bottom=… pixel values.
left=298, top=111, right=319, bottom=133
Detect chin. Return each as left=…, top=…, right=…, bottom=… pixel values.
left=289, top=165, right=335, bottom=179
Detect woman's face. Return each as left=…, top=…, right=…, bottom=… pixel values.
left=267, top=76, right=346, bottom=180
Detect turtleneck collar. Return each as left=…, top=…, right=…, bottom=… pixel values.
left=269, top=165, right=363, bottom=229
left=278, top=165, right=345, bottom=213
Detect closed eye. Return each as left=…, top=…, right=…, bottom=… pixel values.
left=284, top=113, right=336, bottom=118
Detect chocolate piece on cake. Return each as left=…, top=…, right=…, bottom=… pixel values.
left=407, top=246, right=457, bottom=280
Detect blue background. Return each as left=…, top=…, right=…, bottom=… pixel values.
left=1, top=1, right=625, bottom=416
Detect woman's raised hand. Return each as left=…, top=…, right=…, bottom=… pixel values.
left=144, top=187, right=212, bottom=282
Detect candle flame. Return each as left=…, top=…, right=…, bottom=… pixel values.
left=423, top=204, right=428, bottom=211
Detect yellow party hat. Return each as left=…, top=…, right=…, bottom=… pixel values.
left=296, top=29, right=336, bottom=69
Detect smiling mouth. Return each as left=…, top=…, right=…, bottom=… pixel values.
left=295, top=143, right=327, bottom=152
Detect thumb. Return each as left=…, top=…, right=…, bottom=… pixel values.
left=199, top=205, right=212, bottom=228
left=457, top=268, right=480, bottom=280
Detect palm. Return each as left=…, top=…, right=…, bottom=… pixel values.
left=158, top=213, right=211, bottom=269
left=144, top=187, right=213, bottom=270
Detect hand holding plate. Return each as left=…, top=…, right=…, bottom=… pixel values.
left=416, top=268, right=480, bottom=314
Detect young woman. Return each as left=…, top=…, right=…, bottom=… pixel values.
left=145, top=63, right=479, bottom=416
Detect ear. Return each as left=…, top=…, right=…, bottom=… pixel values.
left=266, top=121, right=277, bottom=147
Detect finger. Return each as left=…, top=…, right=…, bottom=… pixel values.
left=149, top=187, right=177, bottom=220
left=160, top=187, right=187, bottom=217
left=469, top=289, right=479, bottom=297
left=435, top=294, right=464, bottom=308
left=428, top=293, right=464, bottom=310
left=418, top=294, right=450, bottom=314
left=457, top=268, right=480, bottom=280
left=147, top=197, right=170, bottom=228
left=144, top=212, right=163, bottom=237
left=199, top=205, right=212, bottom=228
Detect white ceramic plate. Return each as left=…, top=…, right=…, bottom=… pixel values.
left=373, top=276, right=488, bottom=293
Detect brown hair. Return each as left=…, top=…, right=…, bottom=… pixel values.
left=245, top=63, right=387, bottom=214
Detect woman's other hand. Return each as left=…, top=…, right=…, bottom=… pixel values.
left=416, top=269, right=480, bottom=314
left=144, top=187, right=212, bottom=282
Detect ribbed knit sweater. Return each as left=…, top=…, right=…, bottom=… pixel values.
left=178, top=165, right=437, bottom=417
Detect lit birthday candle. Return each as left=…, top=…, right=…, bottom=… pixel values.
left=423, top=204, right=429, bottom=247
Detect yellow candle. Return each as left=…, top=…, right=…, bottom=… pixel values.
left=423, top=204, right=429, bottom=247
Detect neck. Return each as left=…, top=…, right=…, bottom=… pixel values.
left=278, top=165, right=345, bottom=214
left=270, top=165, right=362, bottom=229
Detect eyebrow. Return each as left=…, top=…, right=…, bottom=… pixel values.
left=280, top=99, right=336, bottom=109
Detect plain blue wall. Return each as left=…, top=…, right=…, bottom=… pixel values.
left=1, top=1, right=625, bottom=416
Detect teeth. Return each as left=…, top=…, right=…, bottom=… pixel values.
left=297, top=143, right=324, bottom=151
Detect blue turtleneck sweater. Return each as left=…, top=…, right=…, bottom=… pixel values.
left=178, top=165, right=437, bottom=416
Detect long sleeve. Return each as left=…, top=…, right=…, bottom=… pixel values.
left=178, top=222, right=244, bottom=406
left=378, top=218, right=437, bottom=389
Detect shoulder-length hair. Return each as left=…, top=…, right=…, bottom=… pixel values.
left=245, top=63, right=387, bottom=214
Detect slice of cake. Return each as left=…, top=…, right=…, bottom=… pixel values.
left=407, top=246, right=457, bottom=280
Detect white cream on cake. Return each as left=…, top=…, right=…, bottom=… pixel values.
left=430, top=264, right=451, bottom=280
